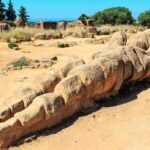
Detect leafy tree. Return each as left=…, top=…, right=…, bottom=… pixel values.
left=6, top=0, right=16, bottom=21
left=0, top=0, right=5, bottom=21
left=138, top=10, right=150, bottom=27
left=93, top=7, right=134, bottom=25
left=18, top=6, right=29, bottom=23
left=78, top=14, right=90, bottom=22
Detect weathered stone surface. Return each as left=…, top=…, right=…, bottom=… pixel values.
left=92, top=58, right=118, bottom=95
left=51, top=59, right=84, bottom=79
left=68, top=64, right=105, bottom=100
left=66, top=20, right=85, bottom=28
left=0, top=118, right=22, bottom=148
left=86, top=19, right=95, bottom=26
left=83, top=46, right=144, bottom=83
left=0, top=44, right=150, bottom=148
left=127, top=32, right=150, bottom=50
left=0, top=107, right=11, bottom=122
left=0, top=23, right=9, bottom=31
left=36, top=21, right=57, bottom=29
left=0, top=55, right=84, bottom=123
left=30, top=71, right=61, bottom=93
left=14, top=18, right=25, bottom=27
left=57, top=21, right=67, bottom=30
left=87, top=27, right=97, bottom=34
left=108, top=31, right=127, bottom=46
left=55, top=75, right=85, bottom=104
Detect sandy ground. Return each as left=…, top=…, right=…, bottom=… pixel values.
left=0, top=37, right=106, bottom=67
left=0, top=37, right=150, bottom=150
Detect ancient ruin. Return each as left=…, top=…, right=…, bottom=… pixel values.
left=0, top=44, right=150, bottom=148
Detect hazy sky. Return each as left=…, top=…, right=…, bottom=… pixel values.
left=3, top=0, right=150, bottom=21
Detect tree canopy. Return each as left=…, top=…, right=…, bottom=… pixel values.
left=138, top=10, right=150, bottom=27
left=0, top=0, right=5, bottom=21
left=93, top=7, right=134, bottom=25
left=6, top=0, right=16, bottom=21
left=78, top=14, right=90, bottom=22
left=18, top=6, right=29, bottom=23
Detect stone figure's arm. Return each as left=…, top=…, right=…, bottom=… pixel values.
left=0, top=55, right=84, bottom=123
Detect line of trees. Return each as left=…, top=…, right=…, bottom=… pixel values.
left=0, top=0, right=29, bottom=23
left=78, top=7, right=150, bottom=27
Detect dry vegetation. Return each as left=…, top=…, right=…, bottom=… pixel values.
left=97, top=24, right=142, bottom=34
left=0, top=25, right=143, bottom=43
left=0, top=27, right=57, bottom=42
left=0, top=27, right=38, bottom=41
left=0, top=26, right=89, bottom=42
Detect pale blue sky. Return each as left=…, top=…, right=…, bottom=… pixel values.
left=3, top=0, right=150, bottom=21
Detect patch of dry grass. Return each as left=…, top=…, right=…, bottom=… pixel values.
left=97, top=25, right=140, bottom=34
left=0, top=25, right=137, bottom=42
left=0, top=27, right=57, bottom=42
left=0, top=26, right=90, bottom=42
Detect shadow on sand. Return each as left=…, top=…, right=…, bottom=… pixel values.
left=12, top=81, right=150, bottom=147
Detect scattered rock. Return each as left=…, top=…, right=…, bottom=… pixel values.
left=127, top=32, right=150, bottom=50
left=10, top=38, right=17, bottom=43
left=108, top=31, right=127, bottom=46
left=87, top=27, right=97, bottom=34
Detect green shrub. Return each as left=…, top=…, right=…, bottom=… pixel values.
left=58, top=43, right=69, bottom=48
left=93, top=7, right=134, bottom=25
left=138, top=10, right=150, bottom=27
left=3, top=20, right=15, bottom=27
left=12, top=57, right=30, bottom=68
left=8, top=42, right=18, bottom=49
left=78, top=14, right=90, bottom=22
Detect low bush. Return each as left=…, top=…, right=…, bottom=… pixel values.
left=12, top=57, right=30, bottom=68
left=8, top=42, right=18, bottom=49
left=78, top=14, right=90, bottom=22
left=58, top=43, right=69, bottom=48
